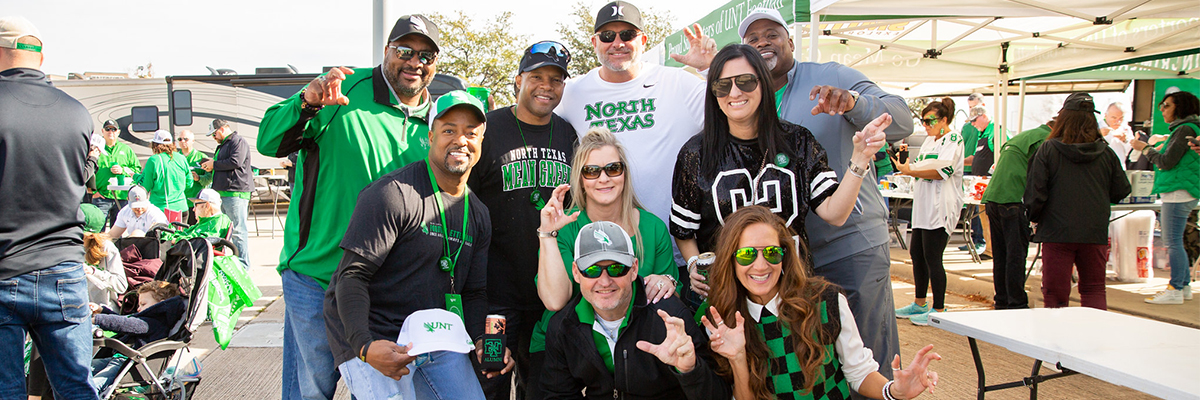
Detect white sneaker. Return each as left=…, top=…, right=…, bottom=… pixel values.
left=1145, top=287, right=1184, bottom=305
left=1184, top=285, right=1193, bottom=300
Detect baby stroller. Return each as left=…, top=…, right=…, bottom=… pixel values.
left=91, top=236, right=229, bottom=400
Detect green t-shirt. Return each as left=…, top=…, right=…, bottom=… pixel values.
left=961, top=123, right=980, bottom=173
left=981, top=124, right=1051, bottom=204
left=258, top=66, right=432, bottom=287
left=179, top=150, right=210, bottom=199
left=528, top=208, right=677, bottom=353
left=138, top=152, right=190, bottom=212
left=95, top=142, right=142, bottom=200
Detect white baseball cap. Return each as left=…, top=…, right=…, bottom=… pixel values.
left=151, top=130, right=173, bottom=145
left=128, top=186, right=151, bottom=209
left=189, top=188, right=222, bottom=207
left=0, top=16, right=41, bottom=52
left=397, top=309, right=475, bottom=356
left=738, top=7, right=788, bottom=38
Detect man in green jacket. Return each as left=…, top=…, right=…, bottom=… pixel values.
left=981, top=120, right=1052, bottom=309
left=176, top=129, right=210, bottom=225
left=257, top=14, right=441, bottom=400
left=92, top=119, right=141, bottom=227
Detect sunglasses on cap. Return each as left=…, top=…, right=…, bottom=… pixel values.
left=711, top=73, right=759, bottom=98
left=596, top=29, right=640, bottom=43
left=921, top=116, right=939, bottom=126
left=388, top=45, right=437, bottom=65
left=581, top=162, right=625, bottom=180
left=734, top=246, right=785, bottom=266
left=578, top=262, right=633, bottom=279
left=528, top=40, right=571, bottom=64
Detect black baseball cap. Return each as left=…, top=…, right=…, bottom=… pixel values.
left=389, top=15, right=441, bottom=52
left=594, top=1, right=643, bottom=32
left=519, top=41, right=571, bottom=77
left=1062, top=93, right=1099, bottom=114
left=102, top=119, right=118, bottom=130
left=207, top=119, right=230, bottom=136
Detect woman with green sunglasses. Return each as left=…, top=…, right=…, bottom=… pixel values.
left=700, top=206, right=941, bottom=400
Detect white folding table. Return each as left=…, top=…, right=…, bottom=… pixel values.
left=930, top=308, right=1200, bottom=400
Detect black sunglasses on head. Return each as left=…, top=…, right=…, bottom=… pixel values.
left=388, top=45, right=437, bottom=65
left=581, top=162, right=625, bottom=180
left=579, top=262, right=632, bottom=279
left=596, top=29, right=639, bottom=43
left=711, top=73, right=760, bottom=98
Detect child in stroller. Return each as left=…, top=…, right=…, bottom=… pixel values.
left=89, top=281, right=186, bottom=392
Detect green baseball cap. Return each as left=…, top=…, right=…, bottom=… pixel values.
left=431, top=90, right=487, bottom=124
left=80, top=203, right=106, bottom=233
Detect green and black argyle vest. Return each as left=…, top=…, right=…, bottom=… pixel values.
left=754, top=287, right=850, bottom=400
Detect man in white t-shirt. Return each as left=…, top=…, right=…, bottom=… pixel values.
left=1101, top=102, right=1133, bottom=166
left=555, top=1, right=714, bottom=262
left=108, top=186, right=168, bottom=238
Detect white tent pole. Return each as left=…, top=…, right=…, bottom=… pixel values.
left=1107, top=0, right=1153, bottom=21
left=811, top=12, right=821, bottom=62
left=1132, top=19, right=1200, bottom=50
left=1005, top=0, right=1095, bottom=21
left=937, top=18, right=998, bottom=52
left=999, top=76, right=1008, bottom=146
left=1017, top=80, right=1027, bottom=135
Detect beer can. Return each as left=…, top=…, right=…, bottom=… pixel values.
left=696, top=252, right=716, bottom=278
left=485, top=314, right=506, bottom=335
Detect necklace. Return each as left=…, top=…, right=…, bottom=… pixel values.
left=425, top=160, right=470, bottom=277
left=514, top=107, right=553, bottom=210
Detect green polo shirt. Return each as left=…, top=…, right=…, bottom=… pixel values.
left=95, top=142, right=141, bottom=200
left=962, top=123, right=980, bottom=173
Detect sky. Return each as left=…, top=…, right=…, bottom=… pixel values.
left=5, top=0, right=725, bottom=77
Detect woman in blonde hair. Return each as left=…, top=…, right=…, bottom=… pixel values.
left=702, top=206, right=940, bottom=399
left=525, top=128, right=679, bottom=389
left=83, top=231, right=127, bottom=311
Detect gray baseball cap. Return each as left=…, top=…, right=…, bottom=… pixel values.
left=574, top=221, right=636, bottom=269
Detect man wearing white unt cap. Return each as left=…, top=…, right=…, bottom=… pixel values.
left=107, top=186, right=168, bottom=238
left=0, top=15, right=102, bottom=399
left=697, top=7, right=912, bottom=385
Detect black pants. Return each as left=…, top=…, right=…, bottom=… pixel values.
left=475, top=307, right=541, bottom=400
left=910, top=228, right=950, bottom=309
left=986, top=202, right=1031, bottom=309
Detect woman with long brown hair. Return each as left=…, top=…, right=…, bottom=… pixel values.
left=1026, top=93, right=1131, bottom=309
left=701, top=206, right=939, bottom=399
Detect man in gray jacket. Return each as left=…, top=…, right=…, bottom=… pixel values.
left=202, top=119, right=253, bottom=267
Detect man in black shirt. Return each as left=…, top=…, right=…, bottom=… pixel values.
left=466, top=40, right=576, bottom=399
left=0, top=16, right=100, bottom=399
left=325, top=91, right=509, bottom=399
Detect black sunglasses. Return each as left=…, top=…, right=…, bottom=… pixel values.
left=922, top=116, right=939, bottom=126
left=711, top=73, right=760, bottom=98
left=579, top=263, right=632, bottom=279
left=734, top=246, right=785, bottom=266
left=104, top=127, right=118, bottom=132
left=581, top=162, right=625, bottom=180
left=528, top=40, right=571, bottom=64
left=388, top=45, right=437, bottom=65
left=596, top=29, right=639, bottom=43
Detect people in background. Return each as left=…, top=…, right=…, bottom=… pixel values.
left=700, top=206, right=940, bottom=399
left=138, top=130, right=190, bottom=224
left=1026, top=93, right=1131, bottom=310
left=202, top=119, right=253, bottom=267
left=82, top=210, right=127, bottom=311
left=891, top=98, right=964, bottom=326
left=1101, top=102, right=1133, bottom=166
left=107, top=186, right=169, bottom=238
left=1133, top=90, right=1200, bottom=305
left=160, top=189, right=232, bottom=245
left=92, top=119, right=142, bottom=228
left=176, top=129, right=210, bottom=225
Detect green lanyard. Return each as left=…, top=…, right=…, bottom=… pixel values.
left=425, top=160, right=470, bottom=276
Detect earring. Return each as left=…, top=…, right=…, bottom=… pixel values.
left=940, top=128, right=946, bottom=135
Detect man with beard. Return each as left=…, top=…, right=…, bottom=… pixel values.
left=466, top=41, right=576, bottom=399
left=721, top=8, right=914, bottom=391
left=258, top=14, right=442, bottom=400
left=325, top=91, right=500, bottom=400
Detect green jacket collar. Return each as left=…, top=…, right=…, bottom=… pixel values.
left=372, top=65, right=430, bottom=122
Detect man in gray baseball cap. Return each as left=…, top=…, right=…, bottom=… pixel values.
left=540, top=221, right=730, bottom=398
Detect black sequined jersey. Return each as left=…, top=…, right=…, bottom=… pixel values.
left=670, top=121, right=839, bottom=257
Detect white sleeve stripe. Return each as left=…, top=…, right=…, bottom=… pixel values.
left=809, top=171, right=838, bottom=193
left=671, top=214, right=700, bottom=230
left=811, top=179, right=837, bottom=200
left=672, top=202, right=701, bottom=220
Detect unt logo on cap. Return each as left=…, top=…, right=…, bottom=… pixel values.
left=424, top=321, right=453, bottom=332
left=611, top=5, right=624, bottom=17
left=412, top=18, right=427, bottom=33
left=594, top=229, right=612, bottom=245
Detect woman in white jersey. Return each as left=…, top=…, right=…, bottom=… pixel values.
left=891, top=98, right=964, bottom=326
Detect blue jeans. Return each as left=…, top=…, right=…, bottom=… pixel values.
left=0, top=262, right=99, bottom=399
left=282, top=269, right=340, bottom=400
left=1161, top=200, right=1197, bottom=290
left=221, top=195, right=250, bottom=268
left=92, top=356, right=125, bottom=395
left=90, top=197, right=126, bottom=230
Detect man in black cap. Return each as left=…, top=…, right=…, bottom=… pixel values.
left=92, top=118, right=141, bottom=228
left=466, top=40, right=576, bottom=399
left=202, top=119, right=252, bottom=267
left=258, top=14, right=443, bottom=400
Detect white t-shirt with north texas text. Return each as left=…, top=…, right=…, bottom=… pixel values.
left=911, top=133, right=964, bottom=233
left=556, top=62, right=706, bottom=245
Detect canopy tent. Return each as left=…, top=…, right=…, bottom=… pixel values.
left=654, top=0, right=1199, bottom=140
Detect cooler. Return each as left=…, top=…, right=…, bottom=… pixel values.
left=1109, top=210, right=1156, bottom=282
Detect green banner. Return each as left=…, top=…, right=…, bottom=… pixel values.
left=1153, top=79, right=1200, bottom=136
left=664, top=0, right=801, bottom=67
